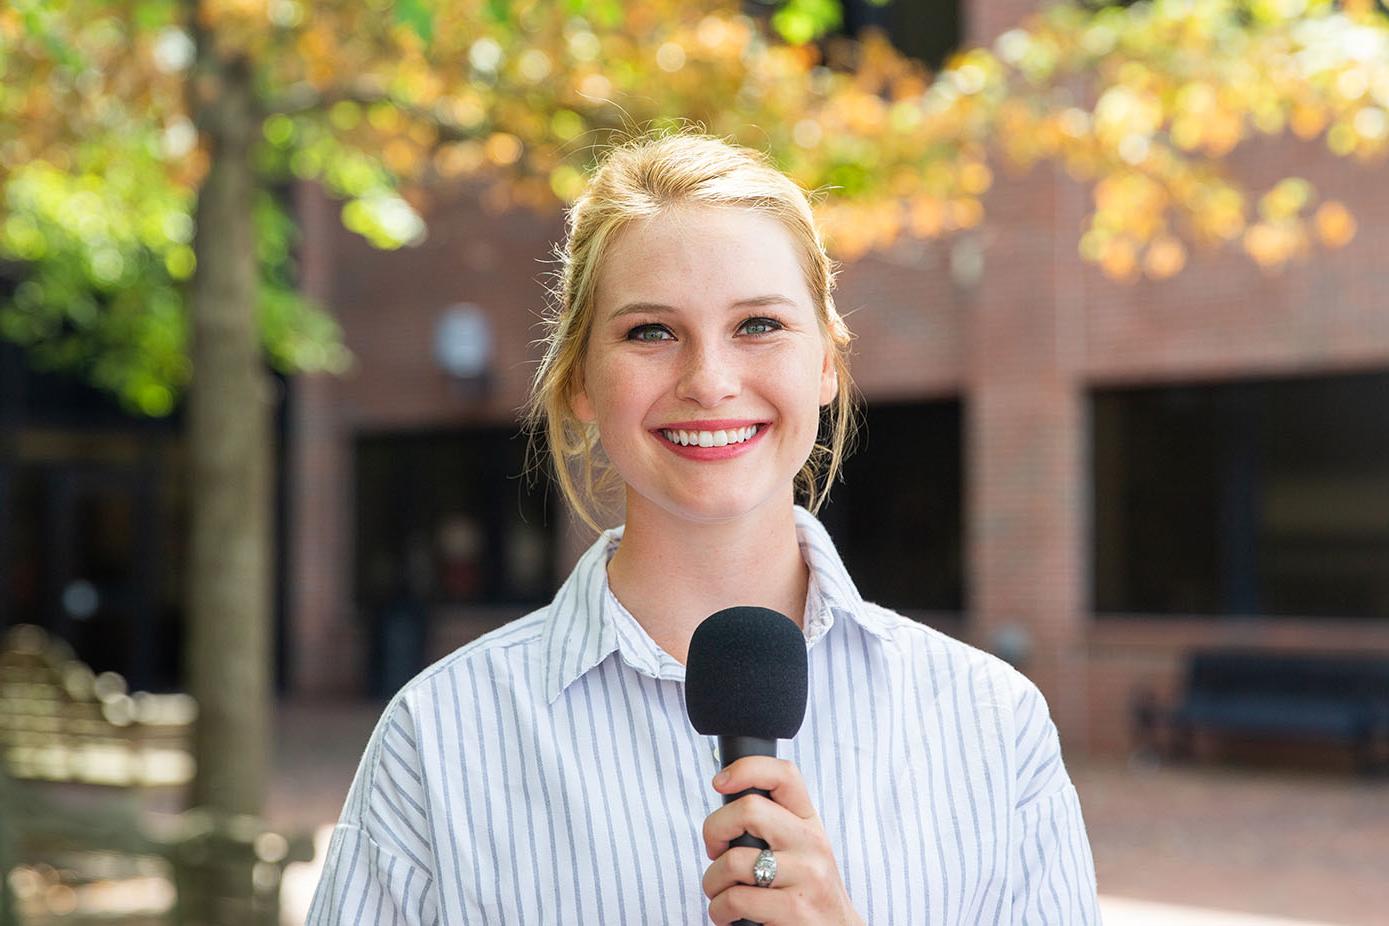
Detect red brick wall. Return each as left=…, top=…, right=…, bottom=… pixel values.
left=289, top=83, right=1389, bottom=761
left=328, top=181, right=566, bottom=432
left=833, top=236, right=969, bottom=399
left=1082, top=136, right=1389, bottom=385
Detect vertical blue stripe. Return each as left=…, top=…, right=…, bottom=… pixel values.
left=519, top=650, right=568, bottom=918
left=852, top=626, right=898, bottom=924
left=819, top=618, right=853, bottom=902
left=623, top=670, right=692, bottom=921
left=559, top=682, right=606, bottom=920
left=442, top=673, right=482, bottom=919
left=463, top=666, right=508, bottom=921
left=909, top=635, right=952, bottom=922
left=948, top=660, right=987, bottom=918
left=590, top=664, right=651, bottom=915
left=564, top=667, right=626, bottom=924
left=483, top=652, right=543, bottom=920
left=887, top=633, right=928, bottom=921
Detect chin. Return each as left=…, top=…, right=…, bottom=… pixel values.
left=636, top=484, right=790, bottom=526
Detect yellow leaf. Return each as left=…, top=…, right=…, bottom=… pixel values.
left=383, top=138, right=419, bottom=175
left=1099, top=237, right=1138, bottom=281
left=950, top=198, right=983, bottom=230
left=485, top=132, right=522, bottom=166
left=959, top=162, right=993, bottom=195
left=1314, top=201, right=1356, bottom=248
left=1290, top=104, right=1327, bottom=140
left=907, top=195, right=944, bottom=237
left=1143, top=236, right=1186, bottom=279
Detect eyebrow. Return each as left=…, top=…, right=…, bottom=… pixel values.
left=608, top=294, right=798, bottom=320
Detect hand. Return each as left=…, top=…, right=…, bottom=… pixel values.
left=701, top=756, right=865, bottom=926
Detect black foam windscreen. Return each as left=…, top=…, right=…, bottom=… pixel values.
left=685, top=606, right=808, bottom=740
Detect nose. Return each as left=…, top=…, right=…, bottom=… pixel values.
left=674, top=340, right=739, bottom=408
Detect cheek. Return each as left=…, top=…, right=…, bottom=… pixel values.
left=769, top=355, right=829, bottom=415
left=587, top=355, right=653, bottom=425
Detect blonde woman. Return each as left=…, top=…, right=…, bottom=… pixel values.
left=309, top=131, right=1099, bottom=924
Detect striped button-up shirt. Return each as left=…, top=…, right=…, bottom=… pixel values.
left=308, top=506, right=1100, bottom=924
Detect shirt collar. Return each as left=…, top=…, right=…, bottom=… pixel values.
left=541, top=505, right=894, bottom=704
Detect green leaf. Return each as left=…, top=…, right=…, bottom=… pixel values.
left=771, top=0, right=843, bottom=45
left=18, top=4, right=86, bottom=73
left=592, top=0, right=625, bottom=29
left=394, top=0, right=434, bottom=46
left=134, top=0, right=177, bottom=30
left=484, top=0, right=511, bottom=26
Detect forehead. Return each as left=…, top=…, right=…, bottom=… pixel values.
left=593, top=205, right=812, bottom=317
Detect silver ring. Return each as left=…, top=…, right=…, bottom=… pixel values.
left=752, top=847, right=777, bottom=888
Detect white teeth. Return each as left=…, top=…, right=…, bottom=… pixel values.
left=660, top=424, right=761, bottom=447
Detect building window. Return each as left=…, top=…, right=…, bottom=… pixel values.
left=354, top=429, right=555, bottom=610
left=818, top=399, right=964, bottom=616
left=1091, top=371, right=1389, bottom=620
left=0, top=346, right=188, bottom=692
left=839, top=0, right=962, bottom=71
left=745, top=0, right=962, bottom=71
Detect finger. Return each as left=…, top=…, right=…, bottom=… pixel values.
left=708, top=884, right=800, bottom=926
left=702, top=846, right=791, bottom=899
left=712, top=757, right=817, bottom=819
left=702, top=794, right=806, bottom=860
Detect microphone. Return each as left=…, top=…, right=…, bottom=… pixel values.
left=685, top=606, right=808, bottom=926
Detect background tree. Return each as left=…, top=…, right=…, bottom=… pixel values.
left=0, top=0, right=1384, bottom=864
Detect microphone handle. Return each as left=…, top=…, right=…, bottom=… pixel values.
left=717, top=736, right=777, bottom=926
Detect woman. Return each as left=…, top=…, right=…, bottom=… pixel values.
left=308, top=131, right=1099, bottom=924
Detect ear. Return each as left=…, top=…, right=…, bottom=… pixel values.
left=571, top=375, right=596, bottom=423
left=818, top=349, right=839, bottom=407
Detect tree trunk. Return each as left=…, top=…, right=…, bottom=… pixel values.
left=186, top=52, right=270, bottom=818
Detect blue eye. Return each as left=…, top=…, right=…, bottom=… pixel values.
left=627, top=324, right=674, bottom=342
left=740, top=317, right=783, bottom=336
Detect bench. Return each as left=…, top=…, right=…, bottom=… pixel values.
left=0, top=623, right=312, bottom=924
left=1133, top=648, right=1389, bottom=774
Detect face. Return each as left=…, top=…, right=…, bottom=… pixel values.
left=572, top=205, right=838, bottom=527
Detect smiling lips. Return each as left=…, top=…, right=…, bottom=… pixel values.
left=653, top=421, right=769, bottom=459
left=660, top=424, right=759, bottom=447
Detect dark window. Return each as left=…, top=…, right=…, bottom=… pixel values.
left=1092, top=371, right=1389, bottom=619
left=840, top=0, right=962, bottom=71
left=818, top=399, right=964, bottom=616
left=0, top=341, right=189, bottom=691
left=744, top=0, right=962, bottom=71
left=354, top=429, right=556, bottom=610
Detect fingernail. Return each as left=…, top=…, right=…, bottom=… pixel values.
left=713, top=770, right=729, bottom=788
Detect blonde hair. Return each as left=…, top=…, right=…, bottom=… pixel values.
left=524, top=129, right=859, bottom=534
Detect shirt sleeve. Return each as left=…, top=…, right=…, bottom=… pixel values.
left=308, top=823, right=439, bottom=925
left=1008, top=673, right=1101, bottom=924
left=307, top=694, right=440, bottom=924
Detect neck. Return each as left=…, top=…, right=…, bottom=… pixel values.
left=605, top=491, right=809, bottom=665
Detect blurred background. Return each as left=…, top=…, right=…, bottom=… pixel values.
left=1, top=0, right=1387, bottom=922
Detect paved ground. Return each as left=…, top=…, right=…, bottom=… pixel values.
left=269, top=700, right=1389, bottom=926
left=1073, top=758, right=1389, bottom=926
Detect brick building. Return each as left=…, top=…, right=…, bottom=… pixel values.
left=4, top=0, right=1384, bottom=761
left=286, top=104, right=1389, bottom=759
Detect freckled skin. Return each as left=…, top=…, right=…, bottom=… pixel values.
left=572, top=204, right=838, bottom=528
